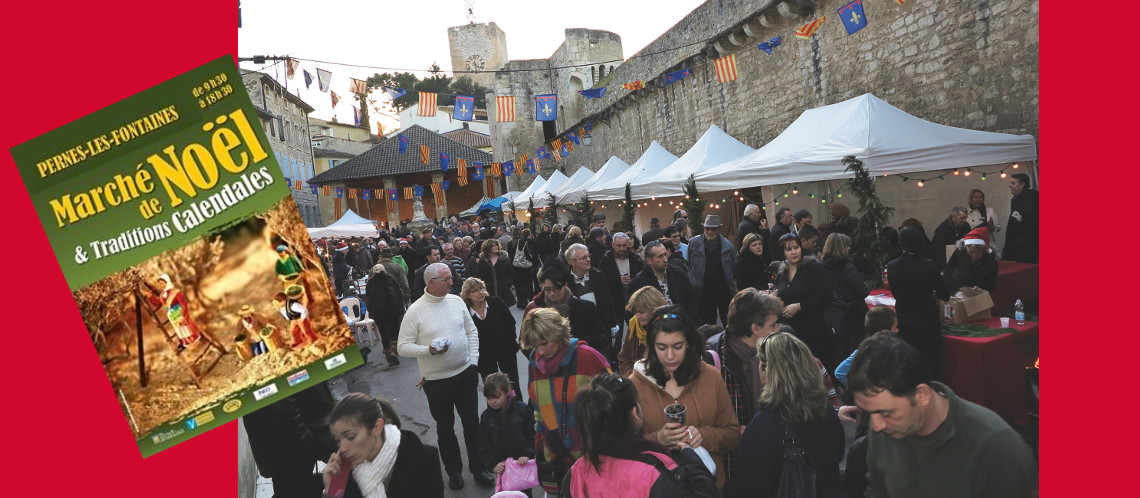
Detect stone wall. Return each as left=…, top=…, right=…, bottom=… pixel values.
left=488, top=29, right=624, bottom=191
left=565, top=0, right=1038, bottom=172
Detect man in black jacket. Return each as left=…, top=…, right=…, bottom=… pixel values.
left=1003, top=173, right=1039, bottom=263
left=411, top=246, right=454, bottom=301
left=599, top=233, right=645, bottom=315
left=641, top=217, right=665, bottom=247
left=928, top=207, right=970, bottom=269
left=769, top=207, right=794, bottom=260
left=628, top=240, right=697, bottom=317
left=565, top=243, right=618, bottom=344
left=736, top=203, right=770, bottom=251
left=527, top=266, right=611, bottom=360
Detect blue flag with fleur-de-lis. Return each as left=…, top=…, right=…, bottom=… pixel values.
left=398, top=134, right=408, bottom=154
left=388, top=189, right=398, bottom=201
left=335, top=187, right=343, bottom=198
left=453, top=95, right=474, bottom=121
left=536, top=94, right=558, bottom=121
left=413, top=185, right=424, bottom=197
left=442, top=181, right=450, bottom=190
left=440, top=152, right=450, bottom=172
left=472, top=162, right=484, bottom=181
left=838, top=0, right=868, bottom=35
left=526, top=159, right=536, bottom=174
left=362, top=189, right=371, bottom=200
left=664, top=68, right=690, bottom=85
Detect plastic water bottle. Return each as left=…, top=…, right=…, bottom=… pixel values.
left=882, top=268, right=889, bottom=290
left=1014, top=299, right=1025, bottom=325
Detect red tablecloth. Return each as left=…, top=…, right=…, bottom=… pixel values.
left=991, top=261, right=1038, bottom=312
left=864, top=289, right=1037, bottom=426
left=941, top=317, right=1038, bottom=426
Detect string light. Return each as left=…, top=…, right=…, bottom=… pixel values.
left=1012, top=163, right=1019, bottom=169
left=792, top=189, right=799, bottom=195
left=733, top=191, right=739, bottom=196
left=963, top=170, right=971, bottom=176
left=1000, top=172, right=1007, bottom=178
left=953, top=169, right=959, bottom=176
left=917, top=181, right=924, bottom=187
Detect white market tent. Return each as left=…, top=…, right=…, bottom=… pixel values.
left=558, top=156, right=630, bottom=205
left=307, top=209, right=378, bottom=239
left=694, top=93, right=1038, bottom=249
left=534, top=167, right=593, bottom=208
left=696, top=93, right=1038, bottom=189
left=630, top=124, right=755, bottom=200
left=513, top=171, right=568, bottom=209
left=588, top=141, right=678, bottom=201
left=502, top=175, right=546, bottom=212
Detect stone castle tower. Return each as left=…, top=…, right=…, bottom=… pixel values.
left=447, top=22, right=509, bottom=88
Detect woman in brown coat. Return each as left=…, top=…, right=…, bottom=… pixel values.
left=628, top=305, right=741, bottom=491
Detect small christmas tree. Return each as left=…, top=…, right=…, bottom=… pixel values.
left=843, top=155, right=895, bottom=286
left=543, top=192, right=559, bottom=227
left=616, top=184, right=636, bottom=232
left=682, top=175, right=705, bottom=237
left=571, top=194, right=595, bottom=230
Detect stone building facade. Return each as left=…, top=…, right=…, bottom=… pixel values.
left=448, top=22, right=510, bottom=88
left=241, top=72, right=322, bottom=227
left=486, top=28, right=624, bottom=190
left=487, top=0, right=1038, bottom=198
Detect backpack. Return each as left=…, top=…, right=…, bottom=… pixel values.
left=632, top=450, right=718, bottom=498
left=776, top=419, right=818, bottom=498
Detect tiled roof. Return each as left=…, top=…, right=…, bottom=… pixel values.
left=441, top=128, right=492, bottom=148
left=309, top=124, right=493, bottom=184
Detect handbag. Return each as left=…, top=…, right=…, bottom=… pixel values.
left=776, top=419, right=817, bottom=498
left=496, top=458, right=539, bottom=492
left=513, top=241, right=533, bottom=269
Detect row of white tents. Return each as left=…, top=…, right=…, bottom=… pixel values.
left=501, top=93, right=1037, bottom=249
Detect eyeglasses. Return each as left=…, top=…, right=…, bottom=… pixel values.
left=432, top=276, right=454, bottom=281
left=541, top=284, right=565, bottom=293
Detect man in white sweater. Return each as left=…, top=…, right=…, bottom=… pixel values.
left=397, top=262, right=494, bottom=490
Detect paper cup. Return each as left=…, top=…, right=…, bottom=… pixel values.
left=664, top=402, right=686, bottom=426
left=999, top=317, right=1010, bottom=328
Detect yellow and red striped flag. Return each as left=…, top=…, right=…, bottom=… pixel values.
left=895, top=0, right=905, bottom=4
left=457, top=158, right=468, bottom=178
left=490, top=163, right=502, bottom=177
left=714, top=54, right=739, bottom=83
left=552, top=138, right=562, bottom=151
left=374, top=189, right=383, bottom=200
left=458, top=174, right=468, bottom=187
left=322, top=185, right=331, bottom=196
left=347, top=188, right=356, bottom=199
left=404, top=187, right=413, bottom=199
left=418, top=92, right=437, bottom=116
left=295, top=180, right=303, bottom=191
left=622, top=80, right=645, bottom=91
left=795, top=17, right=826, bottom=39
left=566, top=141, right=574, bottom=153
left=348, top=77, right=367, bottom=94
left=420, top=144, right=430, bottom=164
left=495, top=96, right=515, bottom=122
left=552, top=149, right=562, bottom=161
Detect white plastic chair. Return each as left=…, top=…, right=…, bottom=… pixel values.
left=339, top=296, right=378, bottom=347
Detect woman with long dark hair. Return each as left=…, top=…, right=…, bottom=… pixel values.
left=629, top=305, right=741, bottom=491
left=321, top=393, right=443, bottom=497
left=723, top=332, right=845, bottom=498
left=563, top=373, right=718, bottom=497
left=365, top=264, right=405, bottom=366
left=772, top=233, right=836, bottom=374
left=510, top=228, right=539, bottom=309
left=965, top=188, right=1000, bottom=234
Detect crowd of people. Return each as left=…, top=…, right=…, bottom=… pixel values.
left=248, top=174, right=1038, bottom=497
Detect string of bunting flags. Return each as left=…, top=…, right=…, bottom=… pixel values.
left=279, top=0, right=917, bottom=213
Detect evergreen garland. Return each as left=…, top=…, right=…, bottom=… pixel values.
left=682, top=175, right=706, bottom=237
left=616, top=183, right=636, bottom=232
left=843, top=155, right=895, bottom=286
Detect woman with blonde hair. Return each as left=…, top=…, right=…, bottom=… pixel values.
left=460, top=277, right=521, bottom=397
left=617, top=286, right=669, bottom=377
left=521, top=307, right=612, bottom=495
left=559, top=225, right=586, bottom=262
left=724, top=332, right=844, bottom=498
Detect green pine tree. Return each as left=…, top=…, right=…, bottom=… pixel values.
left=616, top=184, right=636, bottom=232
left=543, top=193, right=559, bottom=227
left=682, top=175, right=705, bottom=237
left=843, top=155, right=895, bottom=286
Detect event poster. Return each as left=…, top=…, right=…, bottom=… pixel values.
left=10, top=55, right=362, bottom=457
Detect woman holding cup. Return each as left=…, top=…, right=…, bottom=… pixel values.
left=629, top=305, right=741, bottom=491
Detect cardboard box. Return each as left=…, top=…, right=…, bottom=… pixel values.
left=940, top=287, right=995, bottom=323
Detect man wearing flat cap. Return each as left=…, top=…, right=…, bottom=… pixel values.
left=686, top=214, right=737, bottom=326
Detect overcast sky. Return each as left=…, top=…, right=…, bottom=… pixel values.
left=238, top=0, right=706, bottom=131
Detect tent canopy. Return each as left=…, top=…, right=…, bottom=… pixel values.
left=477, top=192, right=521, bottom=214
left=588, top=141, right=678, bottom=200
left=502, top=175, right=546, bottom=212
left=630, top=124, right=754, bottom=199
left=535, top=168, right=593, bottom=208
left=696, top=93, right=1038, bottom=190
left=558, top=156, right=631, bottom=205
left=308, top=209, right=378, bottom=239
left=513, top=171, right=568, bottom=209
left=459, top=196, right=494, bottom=218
